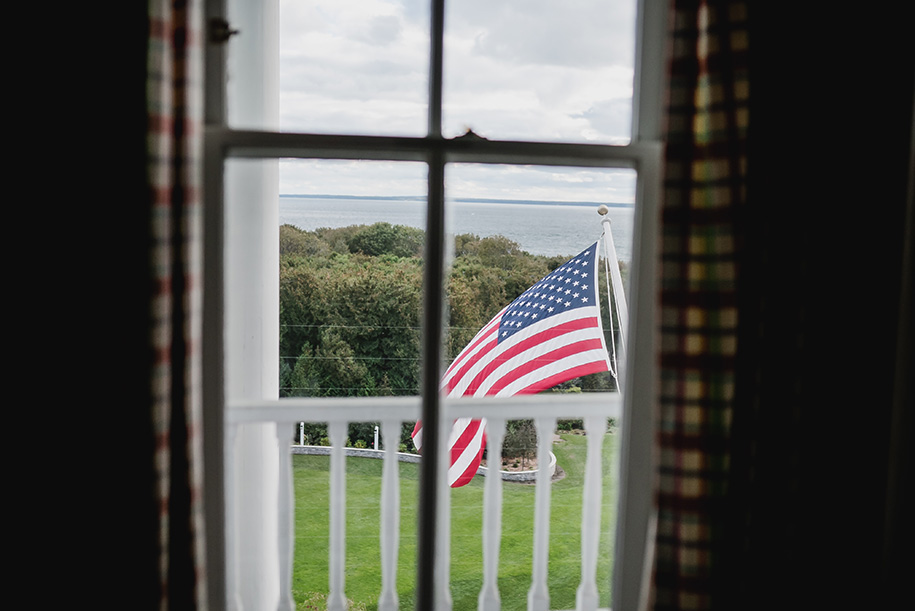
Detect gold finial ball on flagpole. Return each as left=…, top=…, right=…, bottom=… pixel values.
left=597, top=204, right=609, bottom=215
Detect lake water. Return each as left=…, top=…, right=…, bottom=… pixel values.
left=279, top=196, right=635, bottom=261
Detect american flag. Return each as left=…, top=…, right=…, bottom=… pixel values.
left=412, top=241, right=612, bottom=487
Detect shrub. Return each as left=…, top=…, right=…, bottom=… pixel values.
left=280, top=224, right=331, bottom=257
left=502, top=419, right=537, bottom=460
left=557, top=419, right=584, bottom=431
left=347, top=222, right=424, bottom=258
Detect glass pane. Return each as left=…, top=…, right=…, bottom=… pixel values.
left=444, top=0, right=637, bottom=144
left=277, top=160, right=634, bottom=609
left=443, top=163, right=636, bottom=394
left=440, top=165, right=634, bottom=609
left=279, top=160, right=428, bottom=608
left=445, top=163, right=636, bottom=258
left=278, top=159, right=427, bottom=398
left=275, top=0, right=430, bottom=136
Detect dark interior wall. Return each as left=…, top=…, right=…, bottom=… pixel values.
left=726, top=5, right=914, bottom=609
left=101, top=6, right=160, bottom=609
left=47, top=4, right=161, bottom=605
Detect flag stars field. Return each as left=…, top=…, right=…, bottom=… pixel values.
left=412, top=243, right=614, bottom=487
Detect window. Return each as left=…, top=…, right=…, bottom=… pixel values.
left=203, top=1, right=665, bottom=609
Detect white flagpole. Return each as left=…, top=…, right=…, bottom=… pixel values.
left=598, top=205, right=629, bottom=387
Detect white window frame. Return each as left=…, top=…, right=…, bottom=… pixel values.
left=202, top=1, right=666, bottom=609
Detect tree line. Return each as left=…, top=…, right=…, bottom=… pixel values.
left=279, top=222, right=624, bottom=454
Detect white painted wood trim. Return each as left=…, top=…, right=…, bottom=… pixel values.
left=576, top=416, right=607, bottom=611
left=224, top=423, right=242, bottom=611
left=228, top=393, right=622, bottom=425
left=276, top=425, right=295, bottom=611
left=528, top=417, right=557, bottom=611
left=327, top=421, right=348, bottom=611
left=479, top=417, right=506, bottom=611
left=435, top=415, right=454, bottom=611
left=377, top=419, right=402, bottom=611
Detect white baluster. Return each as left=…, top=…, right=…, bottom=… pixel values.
left=226, top=422, right=243, bottom=611
left=527, top=417, right=556, bottom=611
left=436, top=415, right=453, bottom=611
left=576, top=416, right=605, bottom=611
left=327, top=421, right=348, bottom=611
left=479, top=417, right=506, bottom=611
left=276, top=426, right=295, bottom=611
left=378, top=419, right=401, bottom=611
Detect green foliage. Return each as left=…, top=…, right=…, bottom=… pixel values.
left=279, top=265, right=323, bottom=374
left=298, top=423, right=330, bottom=446
left=347, top=222, right=424, bottom=257
left=502, top=419, right=537, bottom=460
left=290, top=336, right=377, bottom=397
left=281, top=224, right=332, bottom=257
left=453, top=232, right=481, bottom=257
left=280, top=245, right=422, bottom=398
left=279, top=221, right=625, bottom=434
left=475, top=234, right=524, bottom=269
left=295, top=591, right=366, bottom=611
left=291, top=421, right=417, bottom=450
left=556, top=418, right=584, bottom=431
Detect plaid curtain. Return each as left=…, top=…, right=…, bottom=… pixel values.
left=147, top=0, right=206, bottom=609
left=651, top=1, right=749, bottom=609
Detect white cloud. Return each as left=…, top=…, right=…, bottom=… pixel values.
left=279, top=0, right=428, bottom=133
left=279, top=159, right=428, bottom=198
left=446, top=164, right=636, bottom=204
left=278, top=0, right=637, bottom=202
left=364, top=14, right=403, bottom=45
left=449, top=0, right=635, bottom=69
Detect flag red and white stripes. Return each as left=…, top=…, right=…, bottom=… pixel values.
left=412, top=242, right=612, bottom=487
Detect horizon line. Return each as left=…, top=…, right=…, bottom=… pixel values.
left=279, top=193, right=634, bottom=207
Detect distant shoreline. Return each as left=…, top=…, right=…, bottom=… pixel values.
left=279, top=194, right=633, bottom=208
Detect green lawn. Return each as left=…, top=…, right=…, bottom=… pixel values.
left=292, top=430, right=618, bottom=611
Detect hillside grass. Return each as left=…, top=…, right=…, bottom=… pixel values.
left=292, top=430, right=618, bottom=611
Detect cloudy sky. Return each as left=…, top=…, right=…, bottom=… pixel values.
left=276, top=0, right=638, bottom=203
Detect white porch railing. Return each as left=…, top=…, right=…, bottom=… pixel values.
left=226, top=392, right=621, bottom=611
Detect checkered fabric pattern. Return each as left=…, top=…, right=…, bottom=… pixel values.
left=148, top=0, right=206, bottom=608
left=652, top=1, right=749, bottom=609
